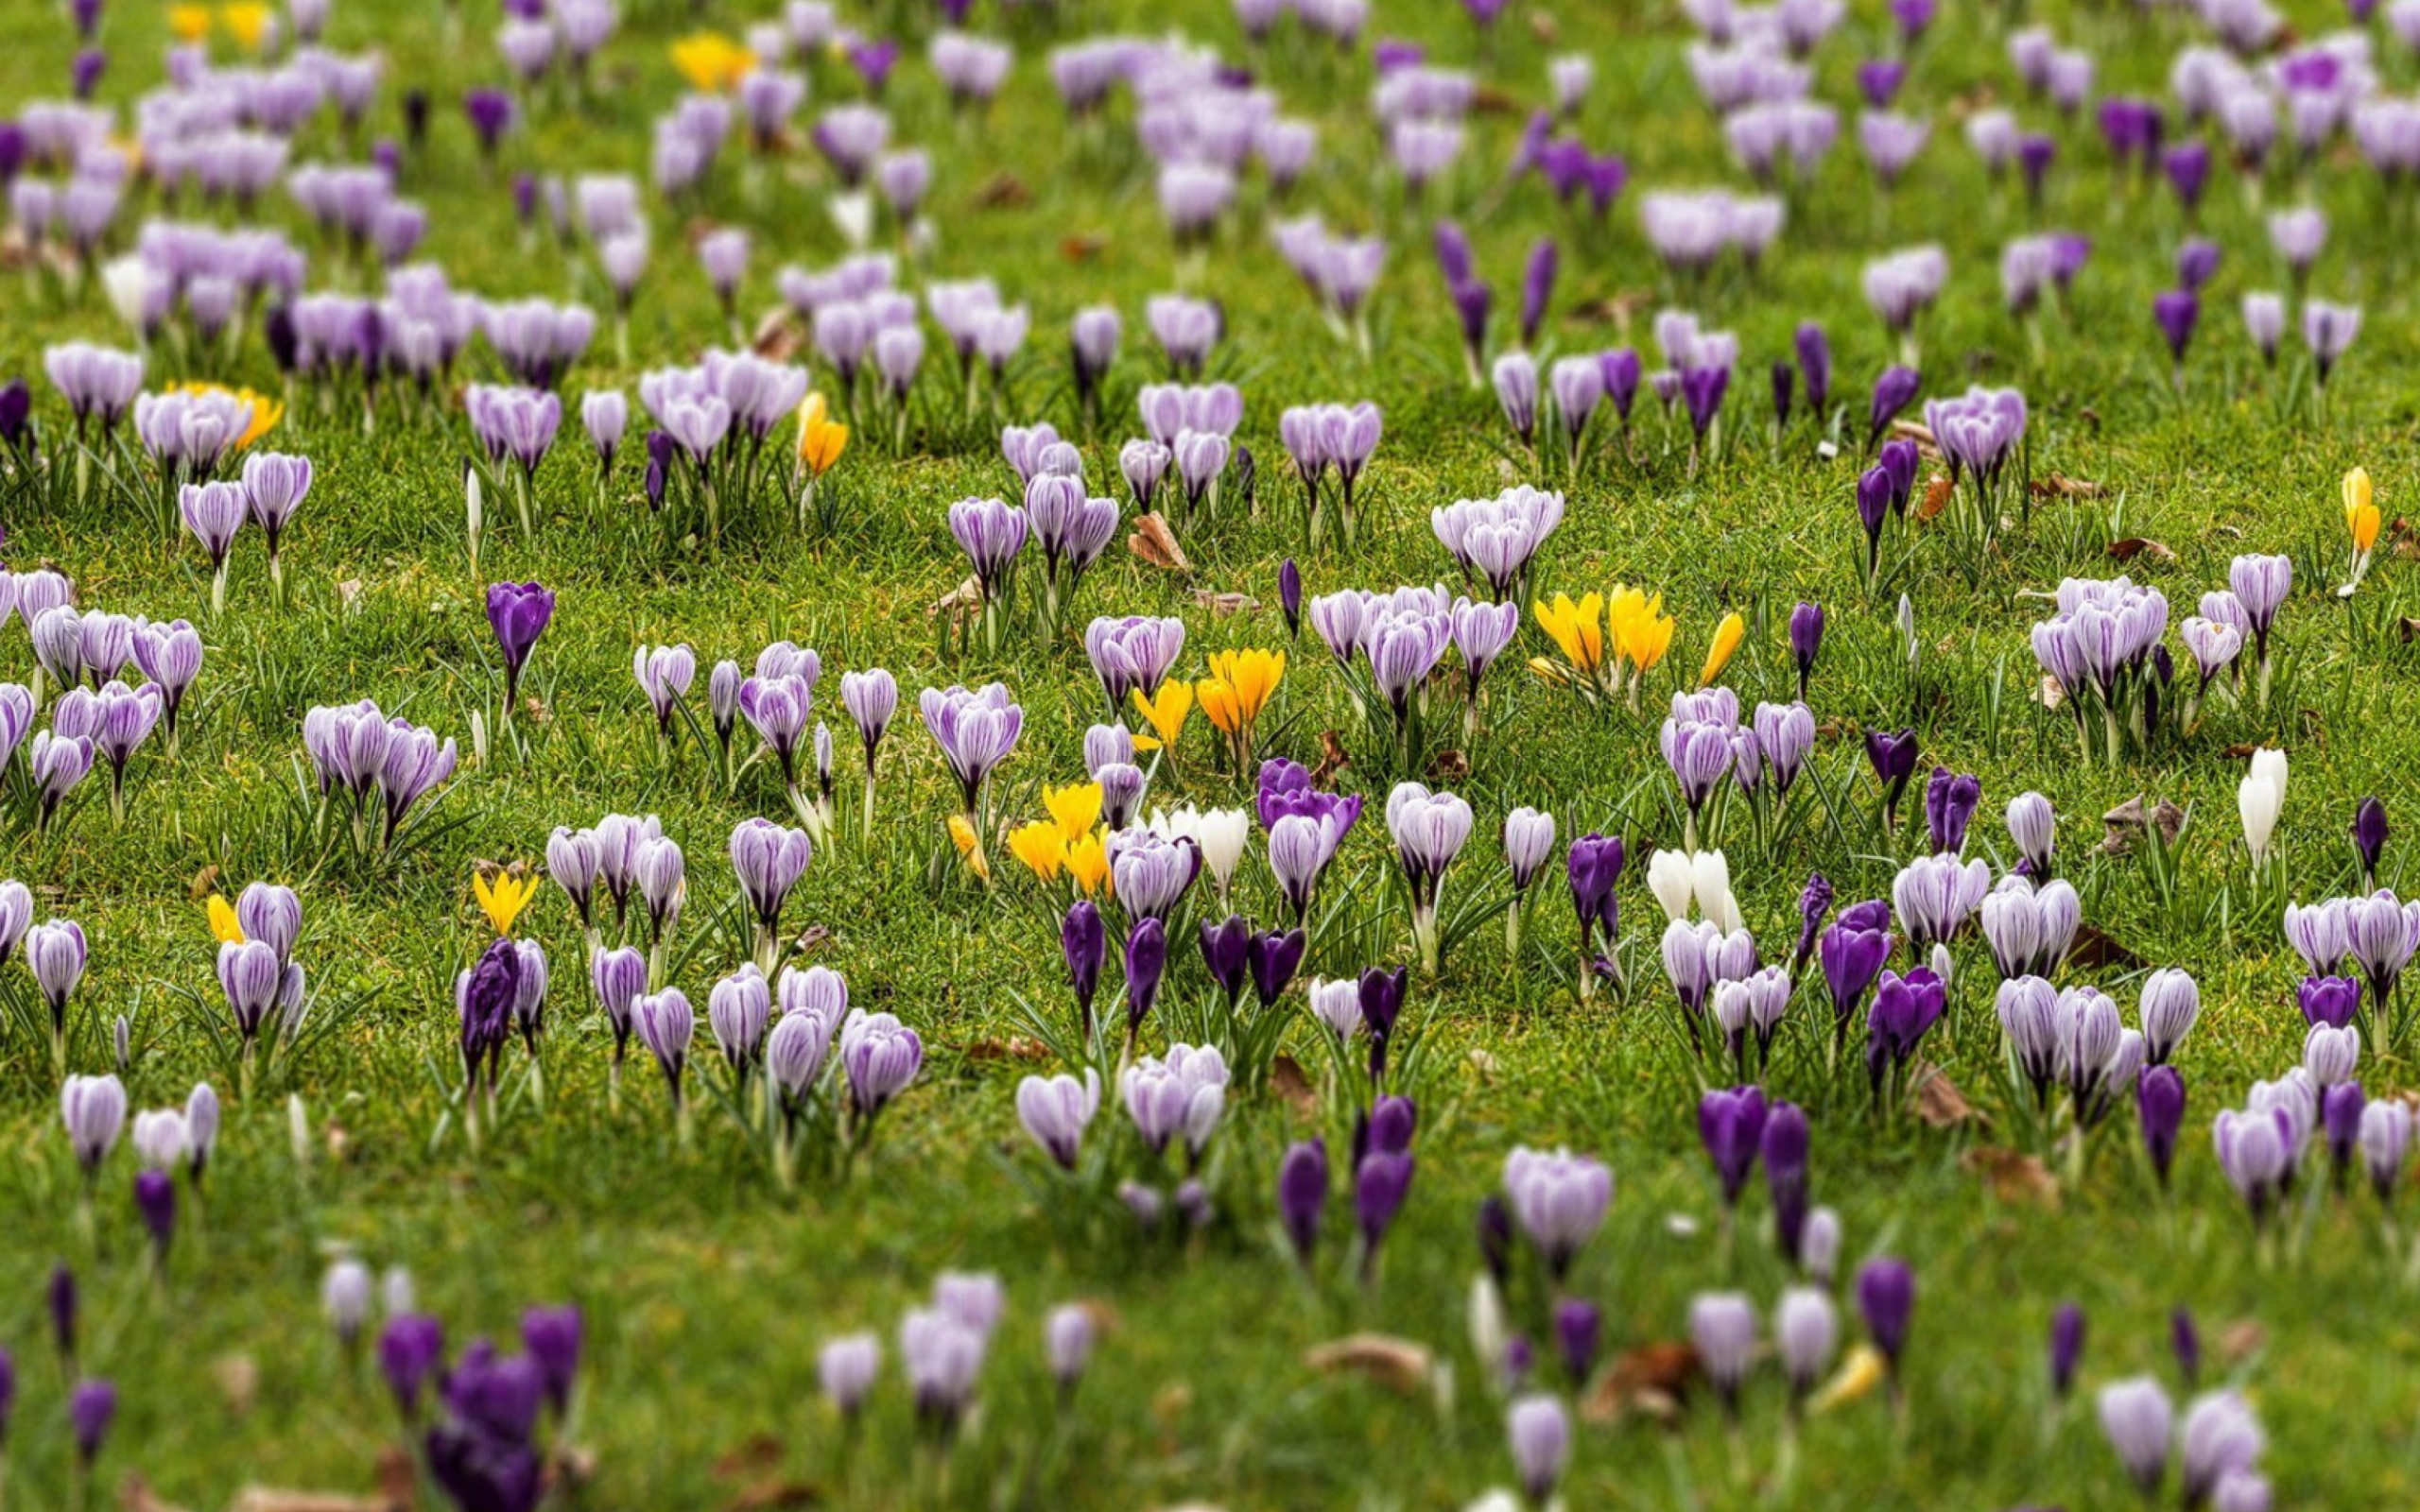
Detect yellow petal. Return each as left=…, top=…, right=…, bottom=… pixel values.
left=1812, top=1343, right=1888, bottom=1413
left=946, top=814, right=992, bottom=882
left=1044, top=782, right=1104, bottom=843
left=2343, top=466, right=2373, bottom=517
left=1006, top=820, right=1067, bottom=881
left=206, top=895, right=246, bottom=945
left=1699, top=611, right=1745, bottom=686
left=1064, top=831, right=1112, bottom=896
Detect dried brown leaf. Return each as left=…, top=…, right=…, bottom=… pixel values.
left=2031, top=473, right=2105, bottom=500
left=1059, top=233, right=1108, bottom=262
left=713, top=1436, right=786, bottom=1479
left=974, top=173, right=1029, bottom=209
left=1915, top=473, right=1955, bottom=523
left=1581, top=1341, right=1697, bottom=1425
left=1962, top=1146, right=2062, bottom=1208
left=125, top=1476, right=196, bottom=1512
left=926, top=575, right=981, bottom=621
left=1191, top=590, right=1257, bottom=616
left=964, top=1036, right=1050, bottom=1064
left=2216, top=1319, right=2266, bottom=1366
left=1471, top=85, right=1523, bottom=114
left=2065, top=923, right=2141, bottom=971
left=229, top=1493, right=389, bottom=1512
left=2033, top=674, right=2066, bottom=711
left=750, top=307, right=804, bottom=362
left=1912, top=1064, right=1979, bottom=1127
left=189, top=865, right=222, bottom=902
left=2100, top=795, right=2185, bottom=855
left=722, top=1483, right=821, bottom=1512
left=2402, top=616, right=2420, bottom=644
left=1311, top=730, right=1351, bottom=784
left=1128, top=513, right=1191, bottom=575
left=215, top=1353, right=259, bottom=1416
left=2106, top=538, right=2174, bottom=562
left=1270, top=1055, right=1318, bottom=1119
left=1304, top=1334, right=1434, bottom=1393
left=1426, top=748, right=1471, bottom=782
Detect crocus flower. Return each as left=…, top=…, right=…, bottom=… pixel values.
left=1017, top=1069, right=1100, bottom=1169
left=1354, top=1149, right=1415, bottom=1277
left=1278, top=1138, right=1328, bottom=1263
left=486, top=582, right=555, bottom=712
left=2100, top=1377, right=2174, bottom=1495
left=1855, top=1257, right=1915, bottom=1370
left=1698, top=1085, right=1767, bottom=1206
left=1506, top=1394, right=1569, bottom=1504
left=1502, top=1145, right=1612, bottom=1279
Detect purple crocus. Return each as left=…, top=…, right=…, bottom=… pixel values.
left=1354, top=1149, right=1415, bottom=1279
left=2138, top=1063, right=2186, bottom=1187
left=1698, top=1085, right=1768, bottom=1207
left=1867, top=365, right=1920, bottom=450
left=1279, top=1138, right=1328, bottom=1263
left=1855, top=1257, right=1915, bottom=1371
left=486, top=581, right=555, bottom=711
left=2153, top=289, right=2200, bottom=377
left=1062, top=901, right=1105, bottom=1039
left=1864, top=728, right=1920, bottom=825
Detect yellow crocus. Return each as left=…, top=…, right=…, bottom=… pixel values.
left=206, top=894, right=245, bottom=945
left=1699, top=611, right=1745, bottom=686
left=219, top=1, right=273, bottom=51
left=474, top=867, right=538, bottom=936
left=1197, top=647, right=1285, bottom=735
left=1811, top=1343, right=1888, bottom=1413
left=171, top=381, right=283, bottom=451
left=1129, top=680, right=1195, bottom=752
left=796, top=392, right=848, bottom=477
left=671, top=32, right=758, bottom=93
left=170, top=5, right=213, bottom=43
left=2344, top=467, right=2379, bottom=555
left=1064, top=830, right=1113, bottom=896
left=1531, top=593, right=1605, bottom=679
left=946, top=814, right=992, bottom=882
left=1043, top=782, right=1104, bottom=843
left=1608, top=584, right=1675, bottom=676
left=1006, top=821, right=1067, bottom=881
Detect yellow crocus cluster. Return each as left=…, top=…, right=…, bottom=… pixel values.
left=796, top=393, right=848, bottom=478
left=1006, top=782, right=1115, bottom=896
left=1130, top=682, right=1194, bottom=753
left=1531, top=585, right=1677, bottom=708
left=172, top=3, right=272, bottom=50
left=1197, top=647, right=1284, bottom=765
left=474, top=866, right=538, bottom=936
left=672, top=32, right=759, bottom=93
left=171, top=381, right=283, bottom=450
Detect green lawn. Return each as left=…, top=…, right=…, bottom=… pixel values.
left=3, top=0, right=2419, bottom=1505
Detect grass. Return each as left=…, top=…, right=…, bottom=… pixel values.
left=3, top=0, right=2420, bottom=1504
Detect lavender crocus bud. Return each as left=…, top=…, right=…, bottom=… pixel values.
left=819, top=1333, right=881, bottom=1417
left=2048, top=1301, right=2086, bottom=1399
left=2099, top=1377, right=2174, bottom=1495
left=1506, top=1394, right=1569, bottom=1505
left=323, top=1259, right=373, bottom=1351
left=60, top=1074, right=125, bottom=1177
left=1016, top=1070, right=1100, bottom=1169
left=1045, top=1303, right=1095, bottom=1397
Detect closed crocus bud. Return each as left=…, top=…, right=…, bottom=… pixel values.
left=1123, top=916, right=1167, bottom=1034
left=1062, top=901, right=1106, bottom=1032
left=1278, top=1138, right=1328, bottom=1263
left=2353, top=797, right=2389, bottom=887
left=819, top=1332, right=881, bottom=1418
left=184, top=1083, right=219, bottom=1183
left=60, top=1074, right=125, bottom=1177
left=1016, top=1069, right=1100, bottom=1170
left=1801, top=1207, right=1841, bottom=1283
left=69, top=1377, right=114, bottom=1466
left=323, top=1258, right=373, bottom=1349
left=2048, top=1301, right=2086, bottom=1398
left=1506, top=1393, right=1569, bottom=1505
left=133, top=1168, right=175, bottom=1261
left=2006, top=791, right=2056, bottom=877
left=2138, top=1064, right=2186, bottom=1187
left=1689, top=1293, right=1757, bottom=1412
left=1786, top=600, right=1823, bottom=696
left=1553, top=1297, right=1599, bottom=1386
left=379, top=1314, right=444, bottom=1419
left=1856, top=1257, right=1915, bottom=1369
left=1045, top=1302, right=1095, bottom=1397
left=2100, top=1376, right=2174, bottom=1495
left=1775, top=1285, right=1836, bottom=1401
left=1279, top=558, right=1303, bottom=640
left=2138, top=969, right=2200, bottom=1064
left=523, top=1305, right=583, bottom=1417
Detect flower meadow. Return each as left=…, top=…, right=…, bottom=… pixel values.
left=2, top=0, right=2419, bottom=1505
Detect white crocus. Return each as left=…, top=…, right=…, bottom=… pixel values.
left=2238, top=747, right=2287, bottom=866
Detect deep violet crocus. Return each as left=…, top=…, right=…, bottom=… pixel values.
left=487, top=581, right=555, bottom=714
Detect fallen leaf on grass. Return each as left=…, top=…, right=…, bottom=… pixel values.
left=1426, top=748, right=1471, bottom=782
left=215, top=1353, right=259, bottom=1415
left=1128, top=514, right=1191, bottom=574
left=1581, top=1341, right=1696, bottom=1425
left=1472, top=84, right=1525, bottom=113
left=2216, top=1319, right=2266, bottom=1367
left=750, top=318, right=804, bottom=364
left=2032, top=674, right=2066, bottom=711
left=2403, top=617, right=2420, bottom=644
left=1962, top=1146, right=2061, bottom=1208
left=1305, top=1334, right=1434, bottom=1393
left=974, top=173, right=1029, bottom=208
left=2064, top=923, right=2141, bottom=971
left=189, top=865, right=222, bottom=902
left=964, top=1036, right=1050, bottom=1064
left=1269, top=1055, right=1318, bottom=1119
left=713, top=1435, right=786, bottom=1479
left=1912, top=1064, right=1979, bottom=1127
left=2106, top=537, right=2174, bottom=562
left=2100, top=795, right=2185, bottom=855
left=125, top=1477, right=195, bottom=1512
left=722, top=1483, right=821, bottom=1512
left=1311, top=730, right=1351, bottom=783
left=926, top=575, right=981, bottom=621
left=2031, top=474, right=2105, bottom=499
left=1060, top=233, right=1108, bottom=262
left=229, top=1492, right=389, bottom=1512
left=1191, top=590, right=1257, bottom=616
left=1915, top=474, right=1954, bottom=522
